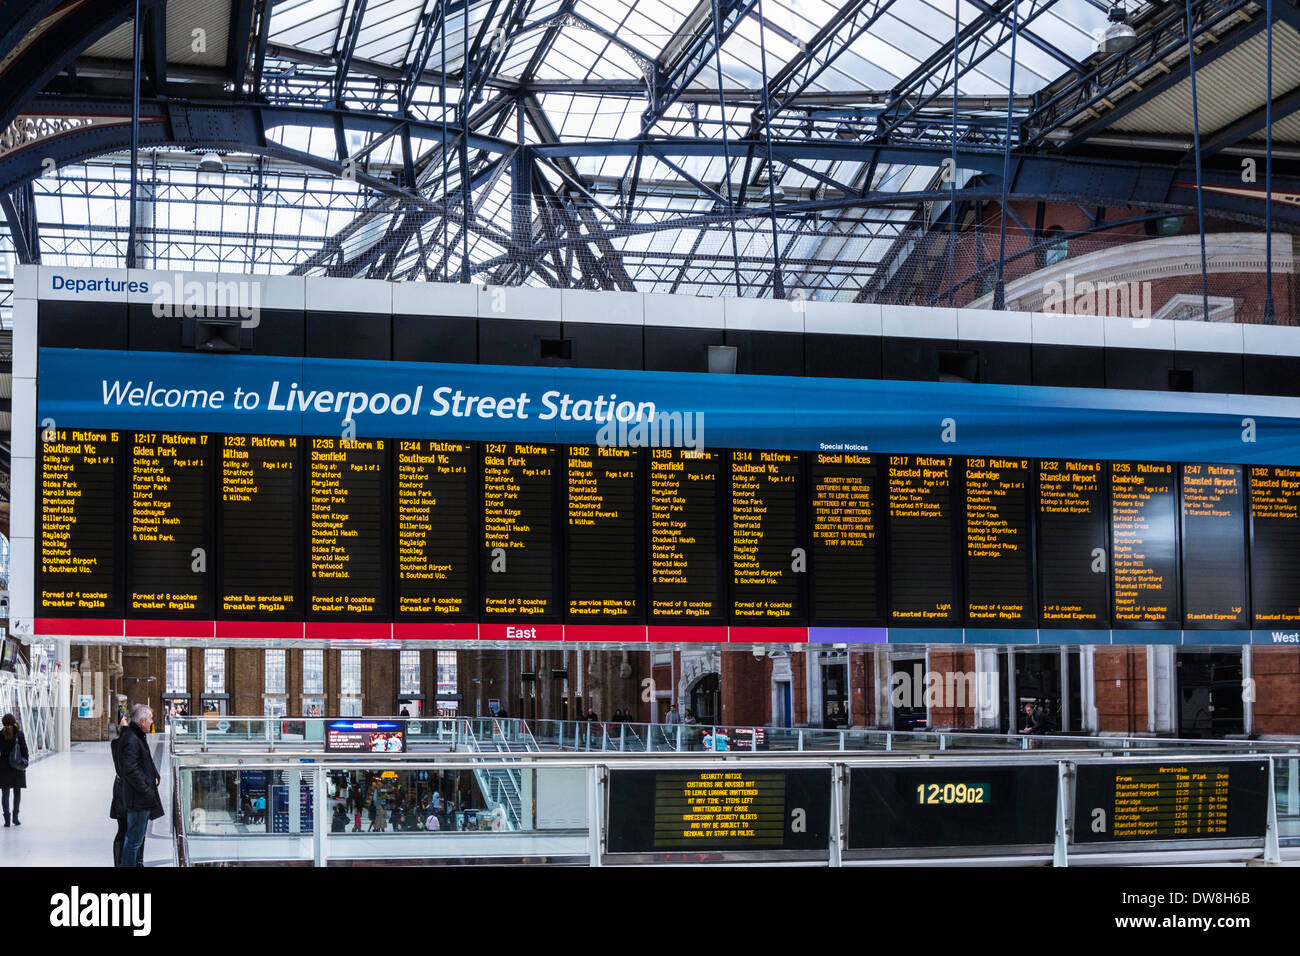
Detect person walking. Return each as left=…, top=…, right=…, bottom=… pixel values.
left=118, top=704, right=164, bottom=867
left=0, top=713, right=29, bottom=827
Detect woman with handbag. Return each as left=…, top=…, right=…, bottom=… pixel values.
left=0, top=713, right=29, bottom=827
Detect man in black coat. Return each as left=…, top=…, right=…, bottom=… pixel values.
left=118, top=704, right=164, bottom=867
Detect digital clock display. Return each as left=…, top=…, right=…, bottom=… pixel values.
left=916, top=782, right=990, bottom=805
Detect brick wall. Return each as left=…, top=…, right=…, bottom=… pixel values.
left=1253, top=647, right=1300, bottom=735
left=1093, top=647, right=1148, bottom=733
left=926, top=650, right=978, bottom=730
left=720, top=652, right=769, bottom=725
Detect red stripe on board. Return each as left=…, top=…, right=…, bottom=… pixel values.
left=392, top=621, right=479, bottom=640
left=34, top=618, right=125, bottom=637
left=214, top=620, right=305, bottom=640
left=645, top=625, right=728, bottom=643
left=125, top=619, right=216, bottom=638
left=304, top=621, right=393, bottom=640
left=562, top=625, right=647, bottom=642
left=727, top=626, right=809, bottom=642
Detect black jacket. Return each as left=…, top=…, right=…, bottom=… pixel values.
left=119, top=723, right=164, bottom=819
left=109, top=727, right=126, bottom=820
left=0, top=730, right=28, bottom=789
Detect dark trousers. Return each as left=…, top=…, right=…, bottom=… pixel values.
left=112, top=816, right=142, bottom=866
left=119, top=810, right=150, bottom=867
left=1, top=787, right=19, bottom=821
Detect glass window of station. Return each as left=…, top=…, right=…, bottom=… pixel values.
left=341, top=650, right=362, bottom=717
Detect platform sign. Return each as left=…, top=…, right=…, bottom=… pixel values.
left=1180, top=464, right=1248, bottom=628
left=127, top=431, right=214, bottom=618
left=649, top=448, right=725, bottom=623
left=481, top=442, right=559, bottom=618
left=887, top=455, right=961, bottom=625
left=1110, top=462, right=1180, bottom=627
left=395, top=439, right=476, bottom=618
left=1248, top=465, right=1300, bottom=625
left=809, top=452, right=886, bottom=625
left=565, top=445, right=643, bottom=619
left=847, top=765, right=1058, bottom=850
left=217, top=434, right=303, bottom=618
left=307, top=437, right=391, bottom=619
left=730, top=450, right=805, bottom=622
left=963, top=457, right=1035, bottom=626
left=606, top=768, right=830, bottom=854
left=1072, top=760, right=1269, bottom=843
left=1036, top=459, right=1109, bottom=628
left=38, top=428, right=124, bottom=616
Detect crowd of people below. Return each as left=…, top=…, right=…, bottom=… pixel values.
left=326, top=772, right=508, bottom=834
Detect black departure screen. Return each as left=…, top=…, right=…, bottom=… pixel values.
left=481, top=442, right=558, bottom=618
left=1110, top=461, right=1180, bottom=627
left=566, top=445, right=643, bottom=619
left=1037, top=459, right=1109, bottom=628
left=810, top=452, right=885, bottom=624
left=1073, top=760, right=1270, bottom=842
left=606, top=769, right=831, bottom=854
left=730, top=450, right=804, bottom=622
left=649, top=448, right=725, bottom=623
left=848, top=765, right=1059, bottom=849
left=1248, top=465, right=1300, bottom=626
left=1180, top=463, right=1248, bottom=628
left=308, top=437, right=390, bottom=619
left=128, top=431, right=214, bottom=617
left=38, top=428, right=124, bottom=617
left=395, top=440, right=476, bottom=618
left=963, top=457, right=1034, bottom=626
left=888, top=455, right=960, bottom=625
left=218, top=434, right=303, bottom=618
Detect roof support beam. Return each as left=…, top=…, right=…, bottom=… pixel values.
left=1201, top=84, right=1300, bottom=155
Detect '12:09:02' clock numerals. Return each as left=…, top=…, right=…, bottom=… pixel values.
left=917, top=782, right=990, bottom=805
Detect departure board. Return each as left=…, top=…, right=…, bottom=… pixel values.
left=1110, top=462, right=1180, bottom=627
left=1073, top=761, right=1269, bottom=843
left=481, top=443, right=558, bottom=617
left=308, top=438, right=390, bottom=619
left=606, top=769, right=831, bottom=854
left=730, top=450, right=804, bottom=622
left=566, top=445, right=642, bottom=619
left=1248, top=465, right=1300, bottom=625
left=848, top=765, right=1058, bottom=849
left=128, top=432, right=214, bottom=617
left=38, top=428, right=124, bottom=616
left=395, top=440, right=476, bottom=618
left=648, top=448, right=725, bottom=622
left=1037, top=460, right=1109, bottom=628
left=218, top=434, right=303, bottom=618
left=963, top=457, right=1034, bottom=626
left=888, top=456, right=960, bottom=625
left=810, top=453, right=885, bottom=624
left=1180, top=464, right=1248, bottom=628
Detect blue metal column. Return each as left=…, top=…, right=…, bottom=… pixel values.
left=126, top=0, right=142, bottom=268
left=1264, top=0, right=1276, bottom=324
left=993, top=0, right=1018, bottom=310
left=1186, top=0, right=1212, bottom=321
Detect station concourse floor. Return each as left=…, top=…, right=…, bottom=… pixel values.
left=0, top=739, right=172, bottom=867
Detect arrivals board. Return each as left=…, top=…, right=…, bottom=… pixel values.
left=1248, top=465, right=1300, bottom=625
left=605, top=768, right=831, bottom=854
left=887, top=455, right=961, bottom=625
left=566, top=445, right=643, bottom=619
left=1036, top=459, right=1109, bottom=628
left=648, top=448, right=725, bottom=623
left=730, top=450, right=804, bottom=622
left=395, top=440, right=476, bottom=618
left=810, top=453, right=886, bottom=625
left=38, top=428, right=124, bottom=616
left=847, top=765, right=1059, bottom=849
left=307, top=438, right=390, bottom=619
left=218, top=434, right=303, bottom=618
left=963, top=457, right=1034, bottom=626
left=128, top=431, right=214, bottom=617
left=1180, top=464, right=1248, bottom=628
left=1072, top=760, right=1269, bottom=843
left=1110, top=462, right=1180, bottom=627
left=481, top=442, right=558, bottom=618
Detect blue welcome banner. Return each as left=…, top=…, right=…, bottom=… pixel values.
left=36, top=346, right=1300, bottom=463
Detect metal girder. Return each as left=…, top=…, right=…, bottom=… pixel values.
left=875, top=0, right=1061, bottom=143
left=964, top=0, right=1083, bottom=74
left=399, top=0, right=450, bottom=114
left=334, top=0, right=370, bottom=104
left=144, top=1, right=166, bottom=94
left=227, top=0, right=255, bottom=91
left=748, top=0, right=897, bottom=133
left=0, top=181, right=39, bottom=263
left=1024, top=0, right=1256, bottom=147
left=641, top=0, right=760, bottom=133
left=464, top=0, right=536, bottom=109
